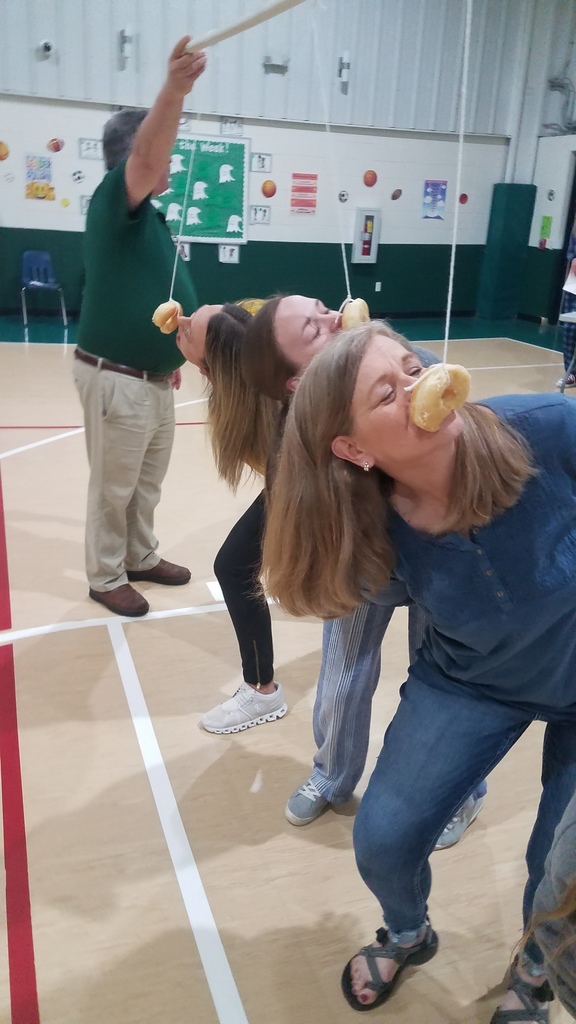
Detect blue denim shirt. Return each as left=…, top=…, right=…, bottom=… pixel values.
left=388, top=394, right=576, bottom=719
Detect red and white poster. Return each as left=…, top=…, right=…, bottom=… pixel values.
left=291, top=172, right=318, bottom=214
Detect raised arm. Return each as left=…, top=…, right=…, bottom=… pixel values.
left=125, top=36, right=206, bottom=210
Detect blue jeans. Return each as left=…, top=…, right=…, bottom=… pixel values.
left=353, top=672, right=576, bottom=959
left=311, top=582, right=485, bottom=807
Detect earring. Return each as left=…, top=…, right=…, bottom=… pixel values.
left=363, top=462, right=371, bottom=472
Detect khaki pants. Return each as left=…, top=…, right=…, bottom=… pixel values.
left=73, top=359, right=175, bottom=591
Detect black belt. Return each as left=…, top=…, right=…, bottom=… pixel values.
left=74, top=347, right=171, bottom=383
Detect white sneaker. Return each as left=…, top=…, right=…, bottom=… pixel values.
left=201, top=681, right=288, bottom=734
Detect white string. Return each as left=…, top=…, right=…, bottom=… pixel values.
left=168, top=115, right=201, bottom=300
left=443, top=0, right=473, bottom=363
left=310, top=4, right=352, bottom=303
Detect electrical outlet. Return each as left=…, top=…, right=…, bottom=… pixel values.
left=375, top=281, right=382, bottom=292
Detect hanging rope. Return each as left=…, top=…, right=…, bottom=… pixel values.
left=443, top=0, right=473, bottom=363
left=167, top=117, right=201, bottom=300
left=310, top=4, right=352, bottom=303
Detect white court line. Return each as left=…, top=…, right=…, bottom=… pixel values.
left=470, top=363, right=562, bottom=371
left=0, top=600, right=227, bottom=647
left=207, top=580, right=224, bottom=602
left=0, top=428, right=84, bottom=460
left=175, top=397, right=208, bottom=408
left=0, top=400, right=207, bottom=459
left=425, top=335, right=563, bottom=356
left=107, top=619, right=249, bottom=1024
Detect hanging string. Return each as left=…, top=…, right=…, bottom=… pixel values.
left=443, top=0, right=473, bottom=364
left=168, top=114, right=201, bottom=301
left=310, top=4, right=352, bottom=303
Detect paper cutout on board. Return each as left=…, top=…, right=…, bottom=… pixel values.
left=219, top=164, right=234, bottom=184
left=193, top=181, right=208, bottom=200
left=0, top=141, right=9, bottom=160
left=170, top=154, right=186, bottom=174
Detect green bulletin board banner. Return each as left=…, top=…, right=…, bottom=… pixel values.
left=153, top=135, right=249, bottom=244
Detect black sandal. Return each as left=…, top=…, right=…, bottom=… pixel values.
left=489, top=959, right=554, bottom=1024
left=341, top=921, right=439, bottom=1012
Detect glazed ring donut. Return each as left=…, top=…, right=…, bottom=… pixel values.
left=409, top=363, right=471, bottom=432
left=341, top=297, right=370, bottom=330
left=152, top=299, right=183, bottom=334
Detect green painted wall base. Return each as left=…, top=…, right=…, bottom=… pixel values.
left=1, top=226, right=484, bottom=318
left=518, top=246, right=566, bottom=323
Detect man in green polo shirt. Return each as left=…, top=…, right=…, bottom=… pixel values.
left=74, top=37, right=206, bottom=617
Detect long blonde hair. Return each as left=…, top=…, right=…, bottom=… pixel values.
left=204, top=303, right=279, bottom=490
left=262, top=323, right=536, bottom=619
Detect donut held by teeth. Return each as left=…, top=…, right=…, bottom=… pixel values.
left=341, top=298, right=370, bottom=329
left=152, top=299, right=183, bottom=334
left=409, top=363, right=471, bottom=432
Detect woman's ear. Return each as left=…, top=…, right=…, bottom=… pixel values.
left=286, top=374, right=300, bottom=393
left=332, top=435, right=371, bottom=469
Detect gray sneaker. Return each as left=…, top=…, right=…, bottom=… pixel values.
left=200, top=681, right=287, bottom=735
left=434, top=793, right=484, bottom=850
left=285, top=778, right=330, bottom=826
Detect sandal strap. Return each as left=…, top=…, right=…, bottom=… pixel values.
left=356, top=926, right=431, bottom=993
left=490, top=1010, right=549, bottom=1024
left=509, top=962, right=554, bottom=1009
left=489, top=962, right=553, bottom=1024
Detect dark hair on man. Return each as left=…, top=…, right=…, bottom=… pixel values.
left=102, top=108, right=148, bottom=171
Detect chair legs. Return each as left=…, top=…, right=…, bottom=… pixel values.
left=20, top=286, right=68, bottom=326
left=58, top=287, right=68, bottom=327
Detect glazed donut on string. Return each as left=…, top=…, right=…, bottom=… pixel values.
left=340, top=297, right=370, bottom=329
left=406, top=363, right=471, bottom=432
left=152, top=298, right=183, bottom=334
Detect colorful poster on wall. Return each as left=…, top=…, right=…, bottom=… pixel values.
left=422, top=179, right=447, bottom=220
left=153, top=136, right=249, bottom=244
left=25, top=154, right=55, bottom=200
left=291, top=172, right=318, bottom=214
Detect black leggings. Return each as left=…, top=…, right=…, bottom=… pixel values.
left=213, top=491, right=274, bottom=686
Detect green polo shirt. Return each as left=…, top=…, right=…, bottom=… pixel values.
left=77, top=160, right=198, bottom=373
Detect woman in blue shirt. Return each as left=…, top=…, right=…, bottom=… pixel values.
left=261, top=321, right=576, bottom=1021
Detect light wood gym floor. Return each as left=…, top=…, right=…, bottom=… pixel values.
left=0, top=332, right=573, bottom=1024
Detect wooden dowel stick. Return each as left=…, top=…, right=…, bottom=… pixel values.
left=185, top=0, right=308, bottom=52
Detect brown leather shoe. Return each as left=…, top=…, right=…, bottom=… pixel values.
left=126, top=558, right=191, bottom=586
left=89, top=584, right=149, bottom=617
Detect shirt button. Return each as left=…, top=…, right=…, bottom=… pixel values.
left=496, top=590, right=504, bottom=598
left=486, top=569, right=494, bottom=576
left=476, top=548, right=483, bottom=555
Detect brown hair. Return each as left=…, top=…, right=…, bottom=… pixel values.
left=241, top=296, right=299, bottom=401
left=262, top=322, right=536, bottom=619
left=204, top=303, right=279, bottom=490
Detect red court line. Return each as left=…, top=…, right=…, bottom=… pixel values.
left=0, top=467, right=40, bottom=1023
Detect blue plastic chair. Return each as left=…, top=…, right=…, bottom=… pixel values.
left=21, top=250, right=68, bottom=326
